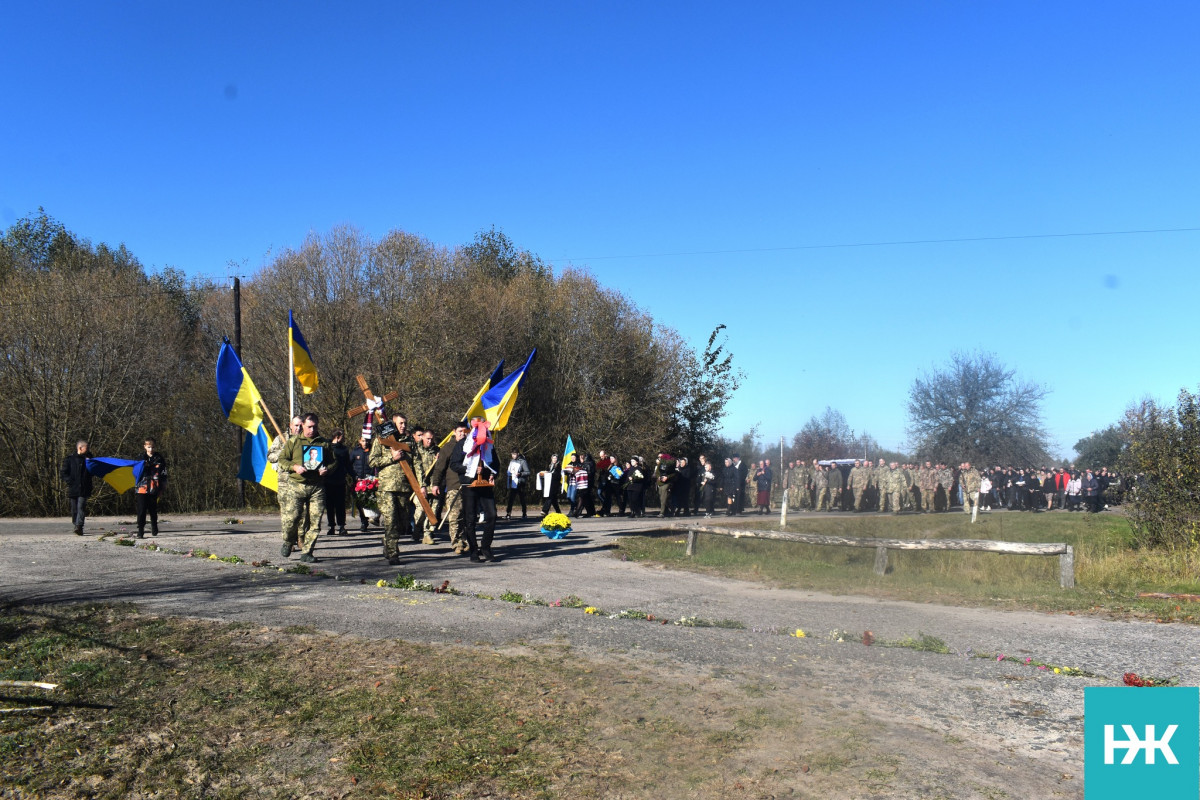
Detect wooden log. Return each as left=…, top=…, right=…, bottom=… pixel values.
left=686, top=530, right=696, bottom=557
left=671, top=524, right=1068, bottom=556
left=0, top=680, right=57, bottom=691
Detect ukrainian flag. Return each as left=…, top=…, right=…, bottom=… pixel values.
left=289, top=310, right=319, bottom=394
left=86, top=458, right=145, bottom=494
left=480, top=349, right=537, bottom=431
left=561, top=433, right=576, bottom=493
left=239, top=422, right=279, bottom=492
left=438, top=360, right=505, bottom=448
left=216, top=341, right=265, bottom=434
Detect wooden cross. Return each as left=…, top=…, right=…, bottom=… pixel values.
left=349, top=374, right=439, bottom=527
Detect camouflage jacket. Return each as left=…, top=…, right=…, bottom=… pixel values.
left=413, top=444, right=439, bottom=488
left=368, top=434, right=417, bottom=492
left=279, top=435, right=330, bottom=486
left=962, top=468, right=982, bottom=494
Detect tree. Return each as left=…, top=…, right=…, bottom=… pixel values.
left=1119, top=392, right=1200, bottom=550
left=1073, top=425, right=1125, bottom=470
left=667, top=324, right=744, bottom=458
left=907, top=352, right=1050, bottom=466
left=791, top=407, right=854, bottom=462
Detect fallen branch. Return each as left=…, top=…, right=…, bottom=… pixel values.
left=0, top=680, right=58, bottom=691
left=1137, top=592, right=1200, bottom=603
left=0, top=706, right=53, bottom=714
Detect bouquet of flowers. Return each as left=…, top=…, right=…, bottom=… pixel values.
left=540, top=512, right=572, bottom=540
left=354, top=476, right=380, bottom=520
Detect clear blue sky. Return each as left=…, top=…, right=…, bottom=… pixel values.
left=5, top=2, right=1199, bottom=459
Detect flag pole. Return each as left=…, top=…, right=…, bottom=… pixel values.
left=288, top=315, right=295, bottom=421
left=258, top=399, right=284, bottom=440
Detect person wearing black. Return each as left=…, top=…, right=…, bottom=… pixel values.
left=450, top=419, right=502, bottom=563
left=60, top=439, right=94, bottom=536
left=504, top=450, right=531, bottom=520
left=349, top=435, right=373, bottom=531
left=571, top=453, right=596, bottom=518
left=624, top=457, right=647, bottom=517
left=135, top=438, right=168, bottom=538
left=324, top=429, right=351, bottom=536
left=722, top=456, right=741, bottom=516
left=731, top=454, right=748, bottom=514
left=699, top=455, right=717, bottom=517
left=672, top=457, right=693, bottom=517
left=541, top=452, right=563, bottom=515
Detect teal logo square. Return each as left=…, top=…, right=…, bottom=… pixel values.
left=1085, top=686, right=1199, bottom=799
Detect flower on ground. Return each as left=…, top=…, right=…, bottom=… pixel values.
left=541, top=513, right=572, bottom=532
left=791, top=629, right=806, bottom=638
left=376, top=579, right=387, bottom=588
left=584, top=606, right=598, bottom=615
left=208, top=553, right=218, bottom=559
left=1053, top=667, right=1061, bottom=674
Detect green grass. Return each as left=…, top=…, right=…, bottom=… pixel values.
left=619, top=512, right=1200, bottom=621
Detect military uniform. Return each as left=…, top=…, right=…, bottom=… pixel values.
left=826, top=465, right=844, bottom=511
left=917, top=465, right=936, bottom=512
left=884, top=465, right=904, bottom=514
left=369, top=433, right=416, bottom=561
left=429, top=437, right=467, bottom=553
left=814, top=467, right=831, bottom=511
left=962, top=466, right=982, bottom=521
left=278, top=434, right=330, bottom=557
left=412, top=442, right=440, bottom=544
left=653, top=457, right=677, bottom=517
left=848, top=463, right=868, bottom=511
left=268, top=432, right=296, bottom=528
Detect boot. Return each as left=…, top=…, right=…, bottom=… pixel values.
left=73, top=525, right=83, bottom=536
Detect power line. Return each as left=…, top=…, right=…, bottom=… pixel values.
left=549, top=225, right=1200, bottom=263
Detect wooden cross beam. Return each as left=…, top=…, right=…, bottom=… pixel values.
left=350, top=374, right=439, bottom=528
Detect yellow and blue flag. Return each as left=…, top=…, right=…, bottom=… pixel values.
left=439, top=360, right=505, bottom=448
left=216, top=341, right=265, bottom=434
left=480, top=349, right=536, bottom=431
left=86, top=458, right=145, bottom=494
left=239, top=421, right=279, bottom=492
left=561, top=432, right=576, bottom=493
left=289, top=310, right=319, bottom=394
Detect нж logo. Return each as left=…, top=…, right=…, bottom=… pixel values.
left=1104, top=724, right=1179, bottom=765
left=1085, top=687, right=1198, bottom=799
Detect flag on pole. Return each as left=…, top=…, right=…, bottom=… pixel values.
left=216, top=340, right=278, bottom=493
left=216, top=341, right=265, bottom=434
left=438, top=359, right=506, bottom=448
left=86, top=458, right=145, bottom=494
left=561, top=432, right=576, bottom=494
left=239, top=422, right=279, bottom=492
left=289, top=310, right=319, bottom=394
left=480, top=349, right=536, bottom=431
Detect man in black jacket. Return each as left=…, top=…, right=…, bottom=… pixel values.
left=449, top=418, right=501, bottom=563
left=60, top=440, right=93, bottom=535
left=135, top=437, right=168, bottom=538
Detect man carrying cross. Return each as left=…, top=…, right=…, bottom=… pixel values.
left=369, top=411, right=417, bottom=565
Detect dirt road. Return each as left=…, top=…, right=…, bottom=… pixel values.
left=3, top=512, right=1196, bottom=798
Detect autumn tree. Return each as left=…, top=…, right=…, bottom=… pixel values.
left=907, top=352, right=1050, bottom=466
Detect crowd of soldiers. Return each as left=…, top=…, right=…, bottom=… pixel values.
left=780, top=459, right=958, bottom=514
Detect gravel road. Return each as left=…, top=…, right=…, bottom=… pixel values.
left=3, top=512, right=1197, bottom=797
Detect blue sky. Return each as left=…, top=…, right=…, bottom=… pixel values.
left=5, top=2, right=1199, bottom=459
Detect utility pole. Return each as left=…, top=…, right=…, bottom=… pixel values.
left=233, top=277, right=244, bottom=508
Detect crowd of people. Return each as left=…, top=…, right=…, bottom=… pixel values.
left=63, top=415, right=1130, bottom=564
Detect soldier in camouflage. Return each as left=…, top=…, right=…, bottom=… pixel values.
left=827, top=463, right=844, bottom=511
left=936, top=463, right=954, bottom=511
left=813, top=464, right=831, bottom=511
left=917, top=461, right=936, bottom=513
left=872, top=458, right=887, bottom=512
left=411, top=428, right=440, bottom=545
left=278, top=413, right=330, bottom=563
left=268, top=415, right=302, bottom=523
left=847, top=460, right=867, bottom=511
left=883, top=461, right=904, bottom=514
left=429, top=422, right=469, bottom=553
left=961, top=461, right=983, bottom=522
left=368, top=412, right=416, bottom=565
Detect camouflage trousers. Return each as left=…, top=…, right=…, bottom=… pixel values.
left=412, top=490, right=438, bottom=545
left=441, top=489, right=464, bottom=552
left=884, top=489, right=902, bottom=514
left=282, top=483, right=325, bottom=556
left=816, top=487, right=832, bottom=511
left=918, top=487, right=936, bottom=512
left=851, top=488, right=866, bottom=511
left=379, top=490, right=412, bottom=559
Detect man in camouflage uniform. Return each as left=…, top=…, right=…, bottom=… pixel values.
left=278, top=413, right=330, bottom=563
left=368, top=412, right=416, bottom=565
left=848, top=460, right=868, bottom=511
left=961, top=461, right=983, bottom=522
left=827, top=463, right=844, bottom=511
left=429, top=422, right=469, bottom=553
left=268, top=415, right=301, bottom=539
left=872, top=458, right=887, bottom=512
left=813, top=464, right=831, bottom=511
left=883, top=461, right=904, bottom=515
left=936, top=463, right=953, bottom=511
left=411, top=428, right=440, bottom=545
left=917, top=461, right=936, bottom=513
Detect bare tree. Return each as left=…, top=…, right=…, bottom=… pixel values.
left=907, top=351, right=1050, bottom=466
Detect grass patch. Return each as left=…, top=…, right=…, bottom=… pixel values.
left=620, top=512, right=1200, bottom=620
left=0, top=603, right=997, bottom=798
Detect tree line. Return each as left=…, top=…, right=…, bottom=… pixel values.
left=0, top=211, right=739, bottom=517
